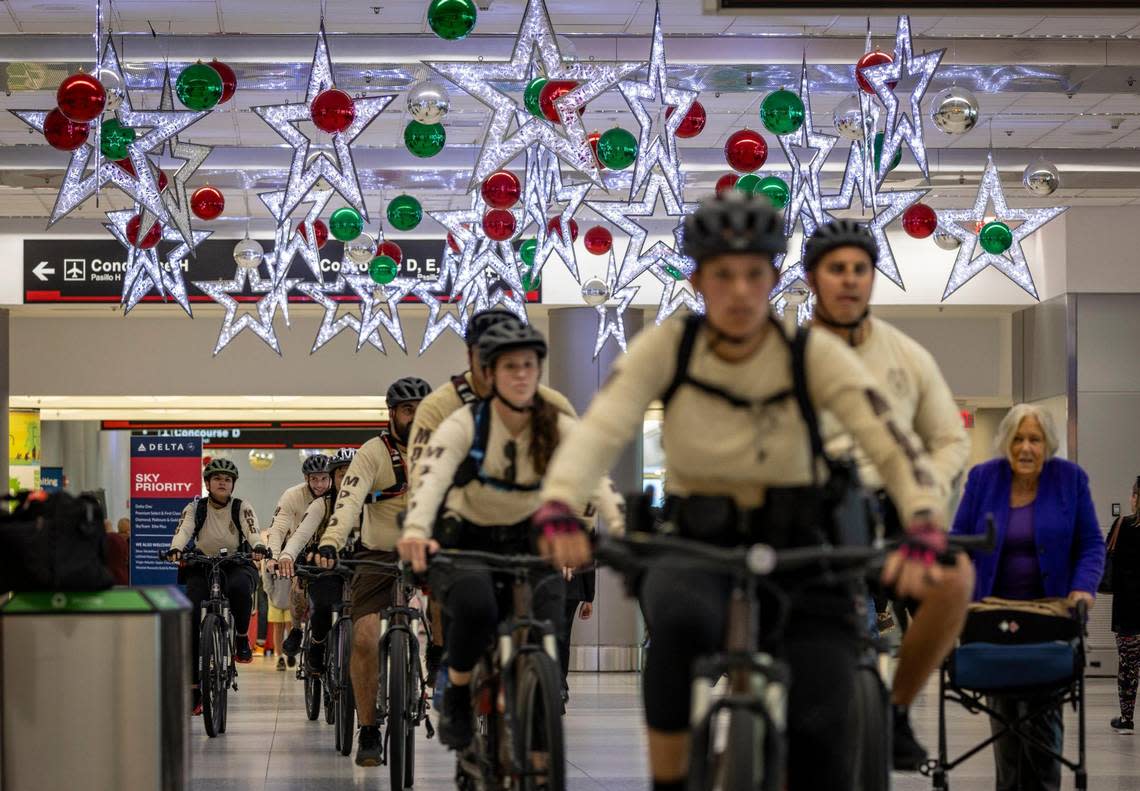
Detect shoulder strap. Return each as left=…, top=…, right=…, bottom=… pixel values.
left=452, top=400, right=490, bottom=488
left=452, top=373, right=478, bottom=405
left=192, top=496, right=207, bottom=543
left=661, top=315, right=702, bottom=408
left=787, top=326, right=826, bottom=485
left=232, top=498, right=251, bottom=550
left=366, top=431, right=408, bottom=503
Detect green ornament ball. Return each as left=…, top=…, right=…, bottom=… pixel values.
left=596, top=127, right=638, bottom=171
left=329, top=207, right=364, bottom=242
left=735, top=174, right=761, bottom=193
left=404, top=120, right=446, bottom=158
left=387, top=194, right=423, bottom=231
left=428, top=0, right=477, bottom=41
left=521, top=266, right=541, bottom=292
left=760, top=89, right=805, bottom=136
left=979, top=220, right=1013, bottom=255
left=369, top=255, right=399, bottom=285
left=519, top=239, right=537, bottom=267
left=755, top=175, right=790, bottom=210
left=100, top=118, right=136, bottom=160
left=664, top=264, right=685, bottom=281
left=175, top=61, right=224, bottom=111
left=873, top=131, right=902, bottom=174
left=524, top=78, right=547, bottom=118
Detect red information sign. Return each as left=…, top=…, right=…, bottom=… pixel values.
left=130, top=436, right=203, bottom=585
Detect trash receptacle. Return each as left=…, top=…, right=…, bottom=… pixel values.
left=1, top=587, right=190, bottom=791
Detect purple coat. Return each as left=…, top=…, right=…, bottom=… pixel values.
left=950, top=457, right=1105, bottom=600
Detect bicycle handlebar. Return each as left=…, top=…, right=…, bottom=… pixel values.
left=429, top=548, right=554, bottom=572
left=293, top=563, right=355, bottom=581
left=158, top=549, right=255, bottom=565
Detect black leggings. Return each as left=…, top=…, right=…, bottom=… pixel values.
left=640, top=567, right=861, bottom=790
left=184, top=563, right=258, bottom=685
left=307, top=575, right=344, bottom=645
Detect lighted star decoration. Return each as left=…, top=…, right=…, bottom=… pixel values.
left=345, top=275, right=417, bottom=354
left=778, top=59, right=838, bottom=236
left=11, top=38, right=206, bottom=227
left=617, top=1, right=697, bottom=200
left=260, top=187, right=334, bottom=304
left=593, top=250, right=640, bottom=358
left=861, top=15, right=945, bottom=185
left=426, top=0, right=642, bottom=188
left=106, top=208, right=210, bottom=316
left=936, top=153, right=1066, bottom=301
left=415, top=245, right=471, bottom=354
left=770, top=205, right=821, bottom=301
left=295, top=276, right=367, bottom=354
left=822, top=143, right=926, bottom=289
left=194, top=266, right=291, bottom=356
left=156, top=67, right=213, bottom=250
left=522, top=146, right=589, bottom=282
left=253, top=27, right=395, bottom=223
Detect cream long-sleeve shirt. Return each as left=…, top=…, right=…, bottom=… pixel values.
left=266, top=482, right=316, bottom=556
left=542, top=315, right=942, bottom=524
left=820, top=317, right=970, bottom=505
left=282, top=495, right=333, bottom=560
left=402, top=405, right=623, bottom=541
left=319, top=433, right=407, bottom=553
left=170, top=497, right=261, bottom=556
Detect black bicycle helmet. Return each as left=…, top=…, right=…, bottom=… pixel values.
left=327, top=447, right=357, bottom=472
left=803, top=219, right=879, bottom=273
left=465, top=308, right=518, bottom=346
left=477, top=318, right=547, bottom=369
left=682, top=191, right=787, bottom=264
left=386, top=376, right=432, bottom=409
left=301, top=453, right=330, bottom=476
left=203, top=458, right=239, bottom=482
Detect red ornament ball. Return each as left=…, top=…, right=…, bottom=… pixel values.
left=547, top=216, right=579, bottom=242
left=297, top=219, right=329, bottom=250
left=376, top=240, right=403, bottom=265
left=583, top=225, right=613, bottom=256
left=126, top=214, right=161, bottom=249
left=43, top=108, right=89, bottom=151
left=587, top=129, right=604, bottom=168
left=447, top=232, right=461, bottom=253
left=902, top=202, right=938, bottom=239
left=208, top=60, right=238, bottom=104
left=190, top=185, right=225, bottom=221
left=310, top=89, right=356, bottom=135
left=724, top=129, right=768, bottom=173
left=667, top=100, right=707, bottom=139
left=481, top=170, right=521, bottom=210
left=57, top=72, right=106, bottom=123
left=483, top=209, right=516, bottom=242
left=715, top=173, right=740, bottom=196
left=538, top=80, right=578, bottom=123
left=856, top=50, right=895, bottom=95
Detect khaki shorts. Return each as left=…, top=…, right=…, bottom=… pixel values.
left=350, top=549, right=399, bottom=622
left=266, top=603, right=292, bottom=623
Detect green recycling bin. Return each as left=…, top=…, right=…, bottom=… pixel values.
left=1, top=587, right=190, bottom=791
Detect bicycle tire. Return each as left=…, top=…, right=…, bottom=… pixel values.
left=514, top=652, right=566, bottom=791
left=851, top=663, right=890, bottom=791
left=403, top=642, right=417, bottom=791
left=388, top=630, right=410, bottom=789
left=200, top=613, right=225, bottom=738
left=721, top=709, right=758, bottom=791
left=324, top=635, right=336, bottom=727
left=305, top=671, right=322, bottom=721
left=336, top=621, right=355, bottom=757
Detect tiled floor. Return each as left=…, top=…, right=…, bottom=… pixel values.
left=190, top=660, right=1140, bottom=790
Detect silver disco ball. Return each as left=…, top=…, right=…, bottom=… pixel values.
left=930, top=87, right=980, bottom=136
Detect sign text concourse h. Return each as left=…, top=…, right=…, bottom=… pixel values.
left=129, top=435, right=202, bottom=586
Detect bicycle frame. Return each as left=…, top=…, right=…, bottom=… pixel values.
left=377, top=575, right=432, bottom=734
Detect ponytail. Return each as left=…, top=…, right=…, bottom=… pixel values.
left=529, top=392, right=561, bottom=475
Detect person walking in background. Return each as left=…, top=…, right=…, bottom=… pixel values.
left=1107, top=476, right=1140, bottom=733
left=103, top=517, right=129, bottom=586
left=951, top=404, right=1105, bottom=791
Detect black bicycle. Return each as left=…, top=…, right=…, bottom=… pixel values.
left=295, top=564, right=357, bottom=755
left=428, top=549, right=566, bottom=791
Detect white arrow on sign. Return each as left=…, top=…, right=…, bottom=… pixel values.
left=33, top=261, right=55, bottom=281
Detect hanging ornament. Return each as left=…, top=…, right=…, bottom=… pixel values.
left=587, top=129, right=604, bottom=168
left=346, top=234, right=377, bottom=265
left=56, top=73, right=106, bottom=123
left=96, top=66, right=124, bottom=112
left=873, top=131, right=902, bottom=174
left=377, top=240, right=403, bottom=265
left=428, top=0, right=478, bottom=41
left=310, top=88, right=356, bottom=135
left=330, top=207, right=365, bottom=242
left=233, top=238, right=264, bottom=269
left=519, top=239, right=537, bottom=267
left=760, top=89, right=806, bottom=136
left=932, top=227, right=961, bottom=251
left=597, top=127, right=638, bottom=171
left=833, top=95, right=871, bottom=141
left=522, top=266, right=541, bottom=292
left=297, top=219, right=330, bottom=249
left=208, top=60, right=238, bottom=104
left=126, top=214, right=161, bottom=249
left=856, top=50, right=894, bottom=94
left=547, top=216, right=579, bottom=242
left=666, top=100, right=706, bottom=139
left=539, top=80, right=579, bottom=123
left=387, top=195, right=422, bottom=231
left=736, top=174, right=761, bottom=194
left=1023, top=160, right=1061, bottom=196
left=483, top=208, right=517, bottom=241
left=584, top=225, right=612, bottom=255
left=404, top=120, right=446, bottom=158
left=724, top=129, right=767, bottom=173
left=979, top=221, right=1013, bottom=255
left=581, top=277, right=610, bottom=306
left=406, top=80, right=450, bottom=124
left=43, top=108, right=89, bottom=151
left=99, top=118, right=136, bottom=160
left=715, top=173, right=739, bottom=196
left=482, top=170, right=522, bottom=209
left=176, top=61, right=224, bottom=111
left=755, top=175, right=790, bottom=210
left=524, top=77, right=548, bottom=118
left=369, top=255, right=399, bottom=285
left=930, top=87, right=979, bottom=136
left=902, top=202, right=937, bottom=239
left=190, top=185, right=225, bottom=220
left=447, top=232, right=461, bottom=253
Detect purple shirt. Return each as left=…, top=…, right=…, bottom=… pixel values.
left=993, top=504, right=1044, bottom=600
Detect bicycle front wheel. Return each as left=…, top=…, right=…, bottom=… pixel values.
left=335, top=621, right=355, bottom=756
left=514, top=652, right=566, bottom=791
left=387, top=630, right=410, bottom=789
left=324, top=634, right=336, bottom=726
left=200, top=613, right=226, bottom=738
left=851, top=663, right=890, bottom=791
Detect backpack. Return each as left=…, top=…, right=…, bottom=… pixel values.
left=452, top=372, right=478, bottom=405
left=192, top=496, right=250, bottom=552
left=0, top=490, right=114, bottom=592
left=364, top=431, right=408, bottom=504
left=453, top=399, right=541, bottom=493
